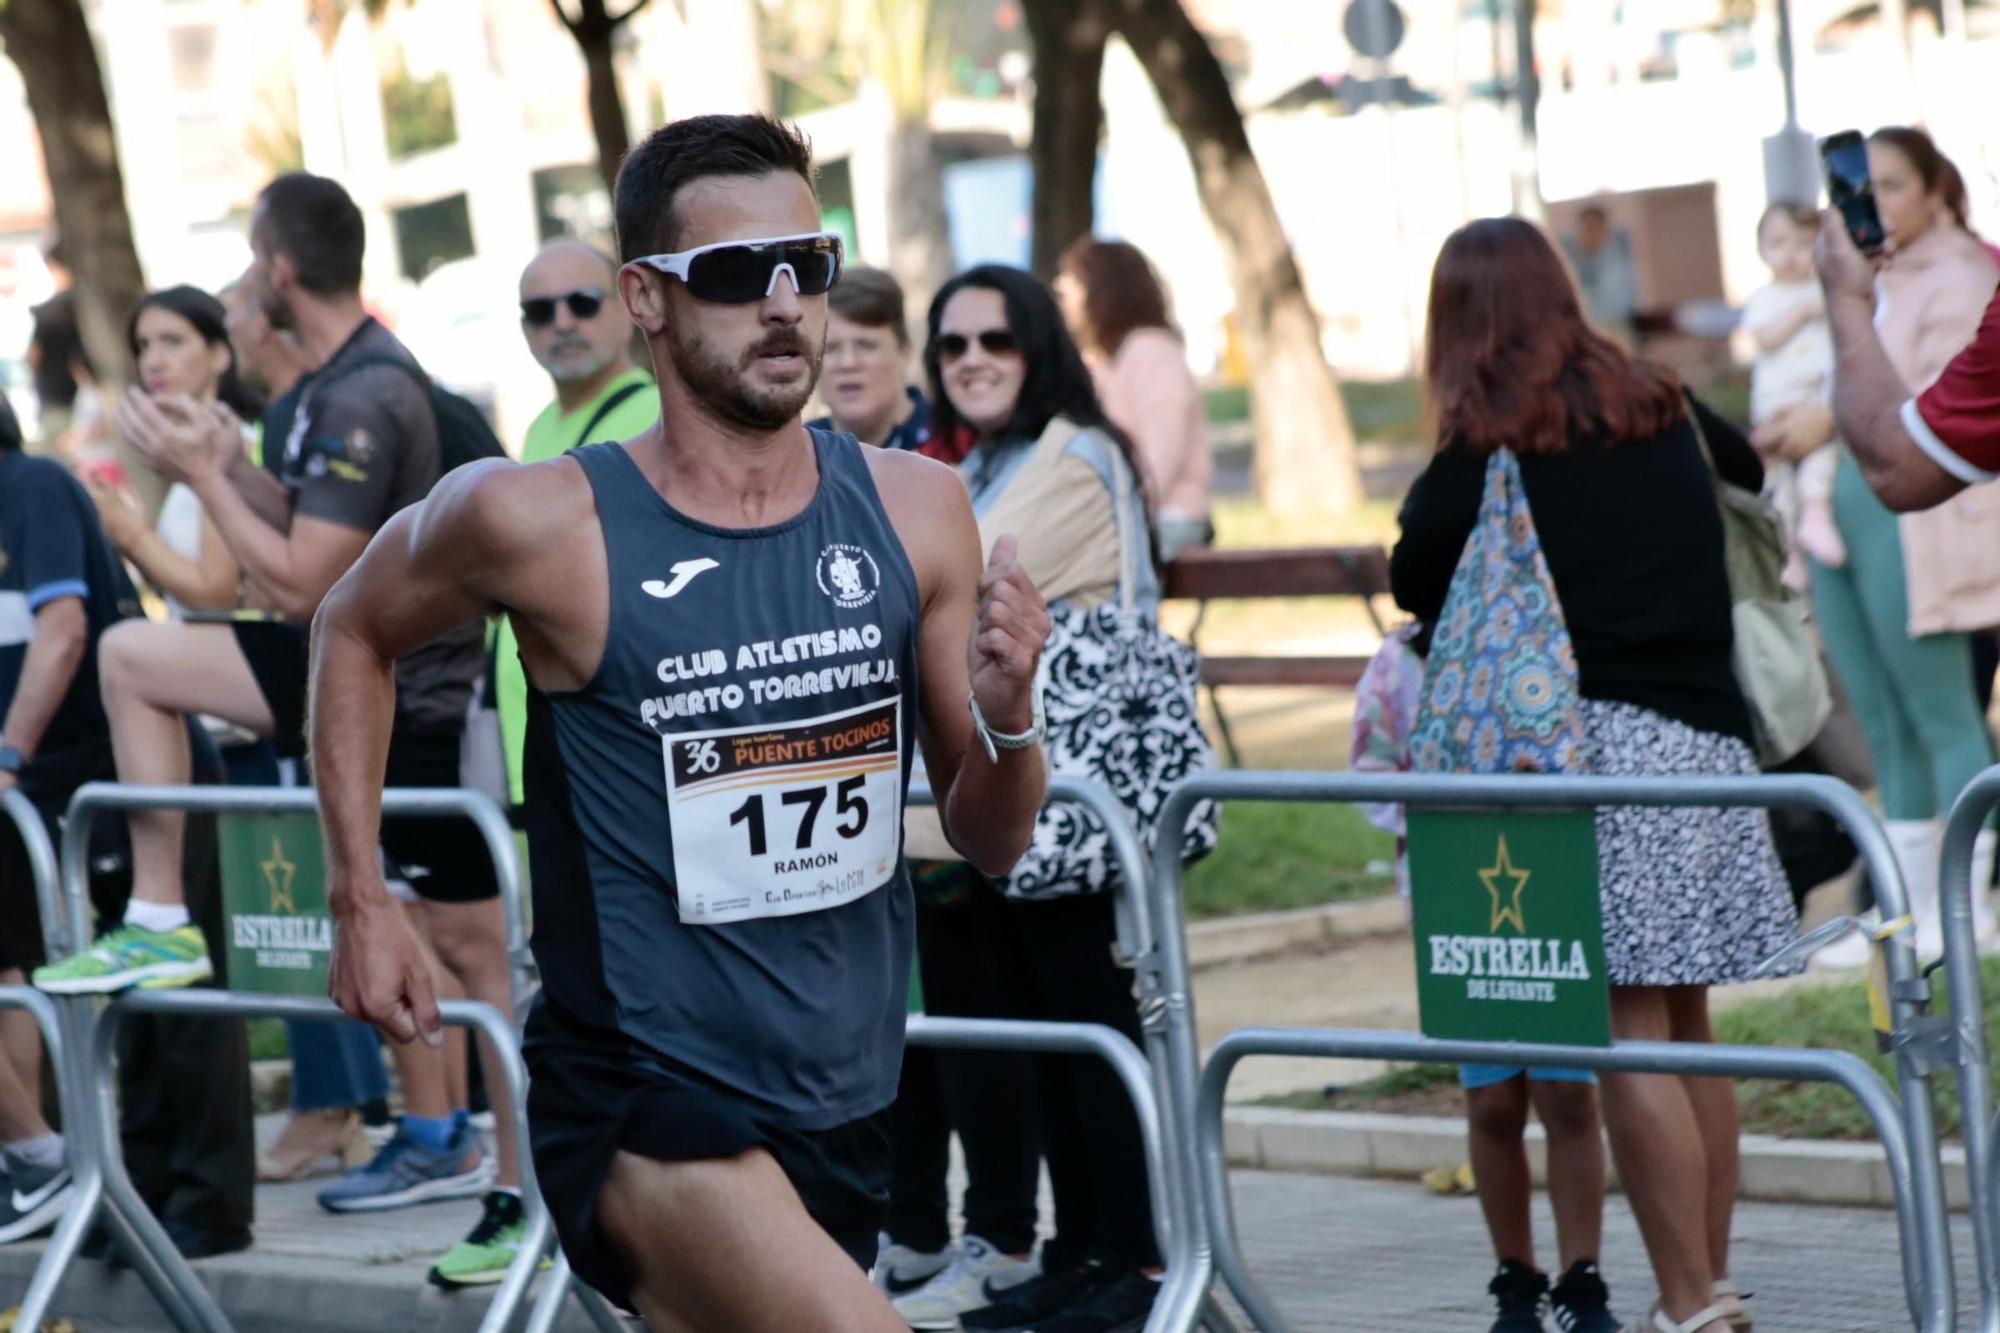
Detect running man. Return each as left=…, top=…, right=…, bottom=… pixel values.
left=315, top=113, right=1051, bottom=1331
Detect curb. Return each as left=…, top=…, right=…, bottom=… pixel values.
left=1222, top=1106, right=1969, bottom=1211
left=1188, top=896, right=1404, bottom=969
left=0, top=1249, right=605, bottom=1333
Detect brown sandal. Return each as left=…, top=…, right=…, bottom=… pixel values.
left=257, top=1110, right=368, bottom=1182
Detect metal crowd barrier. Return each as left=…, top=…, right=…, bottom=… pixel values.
left=1, top=788, right=94, bottom=1333
left=909, top=778, right=1236, bottom=1333
left=32, top=783, right=620, bottom=1333
left=1145, top=771, right=1956, bottom=1333
left=1941, top=767, right=2000, bottom=1333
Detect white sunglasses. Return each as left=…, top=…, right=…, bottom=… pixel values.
left=627, top=231, right=844, bottom=304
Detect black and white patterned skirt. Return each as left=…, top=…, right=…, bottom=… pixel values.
left=1583, top=699, right=1802, bottom=986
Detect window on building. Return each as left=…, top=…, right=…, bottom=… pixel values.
left=393, top=193, right=475, bottom=283
left=168, top=23, right=219, bottom=96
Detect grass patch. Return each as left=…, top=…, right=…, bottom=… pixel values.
left=1210, top=497, right=1401, bottom=551
left=1183, top=801, right=1394, bottom=919
left=1341, top=378, right=1425, bottom=446
left=1257, top=956, right=2000, bottom=1140
left=248, top=1018, right=288, bottom=1063
left=1207, top=378, right=1426, bottom=448
left=1205, top=384, right=1251, bottom=426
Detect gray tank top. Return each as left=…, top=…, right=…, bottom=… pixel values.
left=521, top=430, right=920, bottom=1127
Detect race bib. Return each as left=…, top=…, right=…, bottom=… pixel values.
left=663, top=696, right=903, bottom=925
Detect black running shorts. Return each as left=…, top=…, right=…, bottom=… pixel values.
left=380, top=725, right=498, bottom=904
left=231, top=621, right=311, bottom=756
left=525, top=1038, right=889, bottom=1310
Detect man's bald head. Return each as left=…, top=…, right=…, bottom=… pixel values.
left=519, top=240, right=631, bottom=389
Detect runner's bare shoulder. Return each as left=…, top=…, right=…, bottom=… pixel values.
left=417, top=453, right=597, bottom=583
left=861, top=446, right=977, bottom=597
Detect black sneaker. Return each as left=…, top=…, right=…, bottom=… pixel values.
left=1487, top=1260, right=1550, bottom=1333
left=0, top=1150, right=73, bottom=1244
left=163, top=1218, right=252, bottom=1260
left=1025, top=1268, right=1160, bottom=1333
left=1549, top=1260, right=1619, bottom=1333
left=961, top=1260, right=1106, bottom=1332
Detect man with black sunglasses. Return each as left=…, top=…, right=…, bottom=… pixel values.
left=517, top=240, right=656, bottom=467
left=494, top=241, right=660, bottom=814
left=314, top=113, right=1053, bottom=1331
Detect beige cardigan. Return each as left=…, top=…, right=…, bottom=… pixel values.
left=1878, top=227, right=2000, bottom=634
left=905, top=416, right=1135, bottom=860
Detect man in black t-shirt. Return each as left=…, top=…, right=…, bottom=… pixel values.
left=220, top=272, right=310, bottom=475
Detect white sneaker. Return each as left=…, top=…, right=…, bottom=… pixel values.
left=891, top=1234, right=1039, bottom=1330
left=872, top=1232, right=952, bottom=1296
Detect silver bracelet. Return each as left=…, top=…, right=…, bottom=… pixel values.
left=968, top=690, right=1044, bottom=764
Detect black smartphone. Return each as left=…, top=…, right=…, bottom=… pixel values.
left=1819, top=130, right=1886, bottom=255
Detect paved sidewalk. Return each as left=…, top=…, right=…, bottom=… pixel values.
left=4, top=1154, right=1972, bottom=1331
left=1226, top=1169, right=1970, bottom=1331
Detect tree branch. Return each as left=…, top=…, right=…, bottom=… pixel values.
left=546, top=0, right=582, bottom=38
left=609, top=0, right=653, bottom=27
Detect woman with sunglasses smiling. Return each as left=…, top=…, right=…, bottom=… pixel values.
left=889, top=265, right=1169, bottom=1333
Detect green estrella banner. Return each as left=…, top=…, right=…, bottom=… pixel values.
left=1407, top=809, right=1611, bottom=1047
left=219, top=814, right=333, bottom=997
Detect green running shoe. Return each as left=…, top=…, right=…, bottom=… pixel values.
left=32, top=923, right=212, bottom=994
left=429, top=1190, right=538, bottom=1289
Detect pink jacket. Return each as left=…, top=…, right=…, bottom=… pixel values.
left=1877, top=226, right=2000, bottom=634
left=1094, top=328, right=1212, bottom=522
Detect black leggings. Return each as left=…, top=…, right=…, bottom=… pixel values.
left=902, top=870, right=1157, bottom=1270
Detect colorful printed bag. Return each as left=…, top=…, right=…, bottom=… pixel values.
left=1409, top=450, right=1589, bottom=776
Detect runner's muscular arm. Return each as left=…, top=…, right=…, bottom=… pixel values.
left=312, top=459, right=519, bottom=1045
left=877, top=453, right=1050, bottom=875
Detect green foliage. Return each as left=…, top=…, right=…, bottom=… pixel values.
left=1260, top=956, right=2000, bottom=1142
left=246, top=84, right=305, bottom=176
left=1182, top=802, right=1395, bottom=919
left=380, top=60, right=455, bottom=159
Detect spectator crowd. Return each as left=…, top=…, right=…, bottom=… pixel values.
left=4, top=107, right=2000, bottom=1333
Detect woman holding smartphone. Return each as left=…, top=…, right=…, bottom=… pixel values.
left=1806, top=129, right=2000, bottom=959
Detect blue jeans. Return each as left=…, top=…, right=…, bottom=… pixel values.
left=220, top=737, right=391, bottom=1115
left=289, top=1018, right=388, bottom=1112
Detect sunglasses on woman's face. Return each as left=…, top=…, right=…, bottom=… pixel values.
left=935, top=329, right=1019, bottom=361
left=627, top=232, right=844, bottom=305
left=520, top=288, right=606, bottom=328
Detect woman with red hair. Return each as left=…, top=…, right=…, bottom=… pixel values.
left=1392, top=218, right=1797, bottom=1333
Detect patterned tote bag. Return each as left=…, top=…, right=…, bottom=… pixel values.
left=1409, top=449, right=1589, bottom=776
left=998, top=441, right=1221, bottom=900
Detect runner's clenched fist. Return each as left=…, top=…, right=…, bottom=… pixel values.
left=968, top=533, right=1050, bottom=736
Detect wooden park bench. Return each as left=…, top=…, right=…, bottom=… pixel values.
left=1162, top=545, right=1392, bottom=767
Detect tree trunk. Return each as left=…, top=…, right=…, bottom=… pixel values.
left=1105, top=0, right=1361, bottom=514
left=579, top=21, right=630, bottom=193
left=0, top=0, right=146, bottom=398
left=886, top=116, right=956, bottom=341
left=1023, top=0, right=1111, bottom=280
left=553, top=0, right=638, bottom=194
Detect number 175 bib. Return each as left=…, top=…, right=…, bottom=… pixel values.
left=662, top=696, right=903, bottom=926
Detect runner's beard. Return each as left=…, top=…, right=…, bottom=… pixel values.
left=669, top=320, right=823, bottom=432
